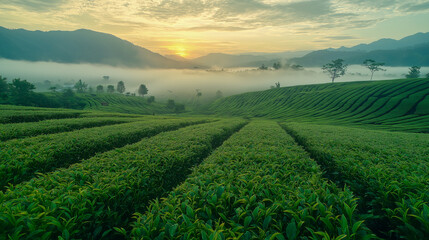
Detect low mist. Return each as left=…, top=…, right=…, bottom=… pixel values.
left=1, top=59, right=427, bottom=104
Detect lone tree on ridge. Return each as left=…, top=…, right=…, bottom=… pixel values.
left=363, top=59, right=386, bottom=80
left=322, top=59, right=347, bottom=83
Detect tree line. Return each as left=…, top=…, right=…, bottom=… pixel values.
left=321, top=59, right=428, bottom=83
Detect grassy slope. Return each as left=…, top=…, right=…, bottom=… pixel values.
left=210, top=78, right=429, bottom=132
left=78, top=93, right=176, bottom=115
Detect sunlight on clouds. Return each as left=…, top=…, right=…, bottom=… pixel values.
left=1, top=0, right=429, bottom=57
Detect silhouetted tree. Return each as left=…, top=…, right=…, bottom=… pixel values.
left=259, top=64, right=268, bottom=70
left=273, top=62, right=282, bottom=70
left=138, top=84, right=148, bottom=97
left=62, top=88, right=75, bottom=98
left=107, top=85, right=115, bottom=93
left=117, top=81, right=125, bottom=93
left=103, top=76, right=110, bottom=82
left=322, top=59, right=347, bottom=83
left=74, top=79, right=88, bottom=93
left=175, top=104, right=185, bottom=113
left=291, top=64, right=304, bottom=71
left=88, top=86, right=94, bottom=93
left=167, top=99, right=175, bottom=109
left=363, top=59, right=386, bottom=80
left=49, top=86, right=57, bottom=92
left=8, top=78, right=35, bottom=105
left=215, top=90, right=223, bottom=99
left=426, top=73, right=429, bottom=79
left=147, top=96, right=155, bottom=103
left=0, top=75, right=8, bottom=100
left=406, top=66, right=421, bottom=79
left=96, top=85, right=104, bottom=93
left=275, top=82, right=280, bottom=88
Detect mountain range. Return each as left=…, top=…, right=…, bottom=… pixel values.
left=1, top=26, right=429, bottom=68
left=0, top=27, right=199, bottom=69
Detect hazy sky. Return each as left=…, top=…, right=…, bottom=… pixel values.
left=1, top=0, right=429, bottom=58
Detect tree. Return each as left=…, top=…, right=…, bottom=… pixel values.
left=74, top=79, right=88, bottom=93
left=147, top=96, right=155, bottom=103
left=96, top=85, right=104, bottom=93
left=7, top=78, right=35, bottom=105
left=167, top=99, right=175, bottom=109
left=117, top=81, right=125, bottom=94
left=49, top=86, right=57, bottom=92
left=259, top=64, right=268, bottom=70
left=175, top=104, right=185, bottom=113
left=406, top=66, right=421, bottom=79
left=107, top=85, right=115, bottom=93
left=273, top=62, right=282, bottom=70
left=363, top=59, right=386, bottom=80
left=322, top=59, right=347, bottom=83
left=215, top=90, right=223, bottom=99
left=138, top=84, right=148, bottom=97
left=291, top=64, right=304, bottom=71
left=275, top=82, right=280, bottom=88
left=426, top=73, right=429, bottom=79
left=0, top=75, right=8, bottom=100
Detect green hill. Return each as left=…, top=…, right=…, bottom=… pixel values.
left=78, top=93, right=177, bottom=115
left=210, top=78, right=429, bottom=132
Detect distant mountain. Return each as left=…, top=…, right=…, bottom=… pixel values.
left=0, top=27, right=200, bottom=69
left=190, top=53, right=270, bottom=68
left=190, top=51, right=310, bottom=68
left=331, top=32, right=429, bottom=52
left=291, top=32, right=429, bottom=67
left=291, top=43, right=429, bottom=67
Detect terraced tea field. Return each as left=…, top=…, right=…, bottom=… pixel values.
left=1, top=78, right=428, bottom=240
left=210, top=79, right=429, bottom=133
left=79, top=93, right=174, bottom=115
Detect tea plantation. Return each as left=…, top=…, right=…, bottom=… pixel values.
left=0, top=79, right=428, bottom=239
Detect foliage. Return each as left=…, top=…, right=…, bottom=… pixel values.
left=0, top=118, right=202, bottom=189
left=0, top=109, right=82, bottom=124
left=322, top=59, right=348, bottom=83
left=0, top=119, right=244, bottom=239
left=138, top=84, right=148, bottom=96
left=215, top=90, right=223, bottom=99
left=74, top=79, right=88, bottom=93
left=147, top=96, right=155, bottom=103
left=167, top=99, right=175, bottom=109
left=131, top=121, right=374, bottom=239
left=107, top=85, right=115, bottom=93
left=0, top=75, right=8, bottom=101
left=117, top=81, right=126, bottom=94
left=362, top=59, right=386, bottom=80
left=0, top=117, right=133, bottom=141
left=210, top=78, right=429, bottom=133
left=174, top=103, right=185, bottom=113
left=96, top=85, right=104, bottom=93
left=406, top=66, right=421, bottom=78
left=259, top=64, right=268, bottom=70
left=291, top=64, right=304, bottom=71
left=273, top=62, right=282, bottom=70
left=282, top=122, right=429, bottom=239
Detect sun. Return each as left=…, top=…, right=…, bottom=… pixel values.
left=169, top=45, right=189, bottom=58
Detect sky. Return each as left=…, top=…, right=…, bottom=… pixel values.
left=1, top=0, right=429, bottom=58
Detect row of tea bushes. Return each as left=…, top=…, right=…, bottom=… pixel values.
left=282, top=122, right=429, bottom=239
left=0, top=118, right=207, bottom=189
left=0, top=119, right=246, bottom=239
left=130, top=121, right=374, bottom=239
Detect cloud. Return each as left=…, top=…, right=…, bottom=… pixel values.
left=403, top=2, right=429, bottom=12
left=183, top=25, right=253, bottom=32
left=7, top=0, right=67, bottom=11
left=325, top=35, right=358, bottom=40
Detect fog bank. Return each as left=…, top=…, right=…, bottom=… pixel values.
left=1, top=59, right=427, bottom=102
